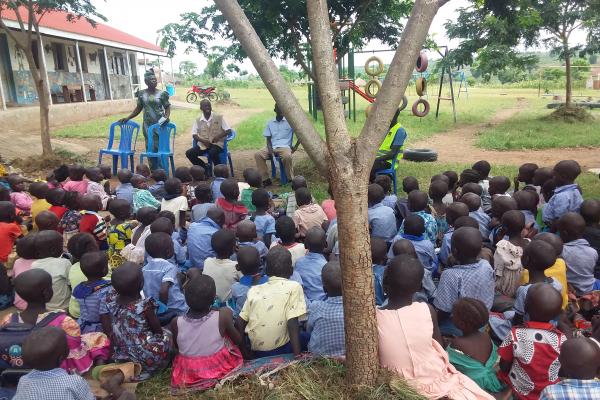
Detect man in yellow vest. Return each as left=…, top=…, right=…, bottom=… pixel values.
left=371, top=108, right=406, bottom=181
left=185, top=99, right=232, bottom=176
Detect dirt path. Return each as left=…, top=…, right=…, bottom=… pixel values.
left=411, top=98, right=600, bottom=170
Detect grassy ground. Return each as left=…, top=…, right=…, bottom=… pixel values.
left=136, top=358, right=425, bottom=400
left=476, top=96, right=600, bottom=150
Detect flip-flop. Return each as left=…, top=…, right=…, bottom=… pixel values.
left=88, top=362, right=141, bottom=398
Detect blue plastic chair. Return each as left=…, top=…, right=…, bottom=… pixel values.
left=98, top=121, right=140, bottom=174
left=374, top=128, right=407, bottom=194
left=192, top=130, right=236, bottom=177
left=139, top=122, right=176, bottom=176
left=269, top=132, right=294, bottom=185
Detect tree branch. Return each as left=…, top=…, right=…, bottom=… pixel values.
left=0, top=8, right=27, bottom=49
left=288, top=23, right=316, bottom=81
left=306, top=0, right=354, bottom=169
left=213, top=0, right=329, bottom=175
left=356, top=0, right=447, bottom=166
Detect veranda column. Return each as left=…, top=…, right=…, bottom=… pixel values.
left=75, top=40, right=87, bottom=102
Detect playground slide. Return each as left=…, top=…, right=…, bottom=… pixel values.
left=348, top=81, right=375, bottom=103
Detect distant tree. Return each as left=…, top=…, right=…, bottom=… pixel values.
left=446, top=0, right=600, bottom=109
left=158, top=0, right=414, bottom=80
left=204, top=47, right=228, bottom=79
left=571, top=57, right=591, bottom=80
left=497, top=66, right=529, bottom=84
left=589, top=54, right=598, bottom=64
left=179, top=60, right=198, bottom=78
left=0, top=0, right=105, bottom=155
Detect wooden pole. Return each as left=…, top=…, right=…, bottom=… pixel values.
left=75, top=40, right=87, bottom=102
left=103, top=47, right=113, bottom=100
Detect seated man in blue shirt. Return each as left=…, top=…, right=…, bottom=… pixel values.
left=254, top=104, right=300, bottom=186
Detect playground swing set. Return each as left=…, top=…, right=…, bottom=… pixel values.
left=306, top=45, right=460, bottom=123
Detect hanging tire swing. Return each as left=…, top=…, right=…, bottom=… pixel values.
left=415, top=53, right=428, bottom=73
left=365, top=79, right=382, bottom=98
left=365, top=56, right=385, bottom=77
left=412, top=98, right=430, bottom=117
left=415, top=77, right=427, bottom=96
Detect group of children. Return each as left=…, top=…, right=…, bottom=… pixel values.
left=0, top=156, right=598, bottom=399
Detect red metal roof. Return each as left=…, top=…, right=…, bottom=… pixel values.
left=1, top=7, right=164, bottom=53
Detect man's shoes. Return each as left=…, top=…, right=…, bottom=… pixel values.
left=262, top=179, right=272, bottom=187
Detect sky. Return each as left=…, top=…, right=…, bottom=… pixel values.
left=92, top=0, right=588, bottom=75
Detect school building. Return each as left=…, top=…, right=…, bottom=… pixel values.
left=0, top=8, right=168, bottom=111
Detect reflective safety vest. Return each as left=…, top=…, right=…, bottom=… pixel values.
left=377, top=122, right=406, bottom=168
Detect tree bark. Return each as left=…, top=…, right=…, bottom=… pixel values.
left=564, top=42, right=572, bottom=109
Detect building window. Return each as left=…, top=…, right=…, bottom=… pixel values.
left=52, top=42, right=67, bottom=71
left=31, top=40, right=40, bottom=69
left=78, top=46, right=88, bottom=73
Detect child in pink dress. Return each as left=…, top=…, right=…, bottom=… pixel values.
left=377, top=255, right=494, bottom=400
left=7, top=175, right=33, bottom=214
left=62, top=164, right=89, bottom=195
left=170, top=275, right=243, bottom=391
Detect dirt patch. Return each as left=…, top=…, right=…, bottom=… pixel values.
left=410, top=98, right=600, bottom=170
left=11, top=150, right=84, bottom=175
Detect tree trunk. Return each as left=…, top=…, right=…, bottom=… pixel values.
left=564, top=44, right=572, bottom=109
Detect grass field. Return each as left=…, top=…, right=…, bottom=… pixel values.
left=476, top=96, right=600, bottom=150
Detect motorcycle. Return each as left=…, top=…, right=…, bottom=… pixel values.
left=186, top=85, right=219, bottom=103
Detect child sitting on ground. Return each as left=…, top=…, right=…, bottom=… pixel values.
left=7, top=269, right=110, bottom=373
left=540, top=337, right=600, bottom=399
left=235, top=220, right=268, bottom=265
left=513, top=189, right=540, bottom=232
left=79, top=194, right=108, bottom=249
left=460, top=192, right=491, bottom=240
left=494, top=210, right=530, bottom=298
left=512, top=240, right=563, bottom=326
left=514, top=163, right=538, bottom=193
left=174, top=167, right=193, bottom=196
left=498, top=283, right=566, bottom=400
left=149, top=169, right=167, bottom=201
left=377, top=255, right=492, bottom=399
left=13, top=235, right=36, bottom=310
left=132, top=174, right=160, bottom=213
left=488, top=176, right=511, bottom=200
left=101, top=262, right=172, bottom=379
left=394, top=176, right=419, bottom=228
left=398, top=190, right=437, bottom=244
left=251, top=188, right=276, bottom=247
left=558, top=212, right=599, bottom=295
left=31, top=230, right=71, bottom=311
left=472, top=160, right=491, bottom=212
left=321, top=185, right=336, bottom=222
left=391, top=239, right=436, bottom=303
left=215, top=178, right=248, bottom=232
left=135, top=164, right=151, bottom=179
left=63, top=164, right=88, bottom=195
left=434, top=227, right=495, bottom=336
left=99, top=164, right=112, bottom=194
left=489, top=196, right=519, bottom=245
left=293, top=187, right=327, bottom=240
left=46, top=164, right=69, bottom=189
left=283, top=176, right=310, bottom=217
left=240, top=168, right=262, bottom=212
left=229, top=246, right=267, bottom=317
left=211, top=164, right=229, bottom=200
left=154, top=212, right=188, bottom=268
left=367, top=184, right=397, bottom=243
left=371, top=237, right=388, bottom=306
left=121, top=207, right=158, bottom=265
left=442, top=170, right=458, bottom=203
left=238, top=246, right=307, bottom=357
left=461, top=182, right=483, bottom=197
left=374, top=175, right=397, bottom=209
left=142, top=232, right=187, bottom=317
left=67, top=233, right=101, bottom=318
left=203, top=229, right=241, bottom=303
left=307, top=261, right=345, bottom=357
left=187, top=165, right=206, bottom=206
left=439, top=202, right=469, bottom=267
left=191, top=184, right=213, bottom=222
left=429, top=179, right=449, bottom=245
left=29, top=181, right=51, bottom=229
left=35, top=210, right=59, bottom=231
left=271, top=216, right=306, bottom=266
left=187, top=207, right=224, bottom=269
left=542, top=160, right=583, bottom=229
left=170, top=274, right=243, bottom=391
left=295, top=227, right=328, bottom=303
left=0, top=201, right=23, bottom=264
left=73, top=251, right=112, bottom=333
left=160, top=178, right=188, bottom=229
left=391, top=214, right=435, bottom=272
left=46, top=188, right=68, bottom=221
left=446, top=298, right=506, bottom=395
left=115, top=169, right=134, bottom=205
left=58, top=191, right=81, bottom=244
left=580, top=199, right=600, bottom=276
left=7, top=174, right=33, bottom=214
left=85, top=167, right=110, bottom=209
left=107, top=199, right=135, bottom=268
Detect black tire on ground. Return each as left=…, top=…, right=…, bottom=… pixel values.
left=398, top=95, right=408, bottom=112
left=403, top=148, right=438, bottom=162
left=186, top=93, right=198, bottom=103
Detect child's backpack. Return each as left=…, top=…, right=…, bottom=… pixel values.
left=0, top=312, right=63, bottom=370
